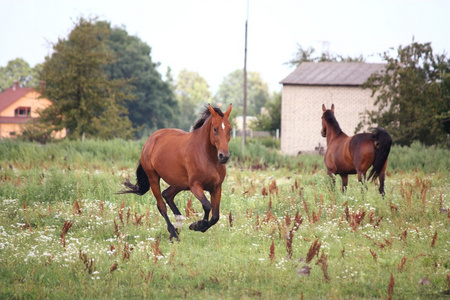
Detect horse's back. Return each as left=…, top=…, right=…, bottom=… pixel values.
left=140, top=128, right=191, bottom=184
left=142, top=128, right=188, bottom=159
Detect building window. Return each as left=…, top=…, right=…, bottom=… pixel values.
left=14, top=107, right=31, bottom=117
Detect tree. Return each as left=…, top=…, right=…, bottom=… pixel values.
left=103, top=24, right=179, bottom=136
left=175, top=69, right=212, bottom=131
left=286, top=44, right=364, bottom=68
left=361, top=40, right=450, bottom=146
left=251, top=92, right=281, bottom=132
left=38, top=17, right=134, bottom=140
left=215, top=69, right=269, bottom=116
left=0, top=58, right=40, bottom=91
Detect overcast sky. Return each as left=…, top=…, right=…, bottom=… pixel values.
left=1, top=0, right=448, bottom=94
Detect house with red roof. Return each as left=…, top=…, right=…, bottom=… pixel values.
left=0, top=82, right=65, bottom=139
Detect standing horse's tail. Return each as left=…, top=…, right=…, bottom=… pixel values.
left=367, top=128, right=392, bottom=181
left=117, top=160, right=150, bottom=195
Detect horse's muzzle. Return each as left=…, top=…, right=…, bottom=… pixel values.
left=321, top=130, right=326, bottom=137
left=218, top=152, right=230, bottom=164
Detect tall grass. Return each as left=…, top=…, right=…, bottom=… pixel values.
left=229, top=138, right=450, bottom=173
left=0, top=138, right=449, bottom=299
left=388, top=141, right=450, bottom=172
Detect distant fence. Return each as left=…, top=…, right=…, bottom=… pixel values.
left=233, top=128, right=280, bottom=139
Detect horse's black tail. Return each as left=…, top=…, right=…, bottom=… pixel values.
left=367, top=128, right=392, bottom=182
left=116, top=160, right=150, bottom=195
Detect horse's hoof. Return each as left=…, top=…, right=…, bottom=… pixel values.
left=189, top=220, right=208, bottom=231
left=169, top=235, right=180, bottom=243
left=169, top=230, right=180, bottom=242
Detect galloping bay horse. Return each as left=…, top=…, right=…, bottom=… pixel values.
left=321, top=104, right=392, bottom=195
left=119, top=104, right=232, bottom=241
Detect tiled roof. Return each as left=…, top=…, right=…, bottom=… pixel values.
left=280, top=62, right=386, bottom=86
left=0, top=86, right=35, bottom=113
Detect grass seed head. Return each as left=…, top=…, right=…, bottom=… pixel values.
left=431, top=230, right=438, bottom=248
left=185, top=199, right=196, bottom=218
left=370, top=248, right=378, bottom=263
left=397, top=256, right=407, bottom=271
left=316, top=251, right=330, bottom=282
left=388, top=274, right=395, bottom=300
left=110, top=262, right=118, bottom=273
left=305, top=239, right=321, bottom=264
left=269, top=240, right=275, bottom=264
left=73, top=200, right=82, bottom=215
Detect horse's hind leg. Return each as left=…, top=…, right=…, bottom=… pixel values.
left=162, top=186, right=184, bottom=230
left=378, top=172, right=386, bottom=196
left=378, top=163, right=388, bottom=196
left=340, top=174, right=348, bottom=193
left=148, top=176, right=179, bottom=242
left=356, top=171, right=368, bottom=193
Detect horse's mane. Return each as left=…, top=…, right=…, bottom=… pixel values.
left=192, top=106, right=224, bottom=131
left=324, top=110, right=343, bottom=135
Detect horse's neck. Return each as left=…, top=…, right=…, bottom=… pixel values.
left=327, top=124, right=347, bottom=144
left=191, top=119, right=215, bottom=153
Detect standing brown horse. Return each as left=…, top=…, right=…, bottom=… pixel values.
left=321, top=104, right=392, bottom=195
left=119, top=104, right=232, bottom=241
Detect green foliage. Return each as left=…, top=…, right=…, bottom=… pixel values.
left=104, top=24, right=179, bottom=135
left=38, top=17, right=135, bottom=140
left=388, top=141, right=450, bottom=172
left=361, top=40, right=450, bottom=147
left=286, top=44, right=365, bottom=67
left=215, top=69, right=270, bottom=116
left=0, top=58, right=40, bottom=91
left=17, top=118, right=54, bottom=144
left=251, top=92, right=281, bottom=132
left=0, top=139, right=449, bottom=299
left=175, top=69, right=212, bottom=131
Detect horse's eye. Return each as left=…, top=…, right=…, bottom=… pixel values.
left=213, top=127, right=218, bottom=133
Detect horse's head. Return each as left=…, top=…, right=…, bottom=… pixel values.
left=208, top=104, right=232, bottom=164
left=321, top=104, right=334, bottom=137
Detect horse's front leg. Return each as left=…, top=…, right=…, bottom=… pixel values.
left=206, top=186, right=222, bottom=230
left=326, top=170, right=336, bottom=190
left=189, top=182, right=211, bottom=232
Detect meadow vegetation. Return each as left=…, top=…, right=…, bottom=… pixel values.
left=0, top=138, right=449, bottom=299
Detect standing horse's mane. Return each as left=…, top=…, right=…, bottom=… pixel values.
left=324, top=110, right=343, bottom=135
left=191, top=106, right=224, bottom=131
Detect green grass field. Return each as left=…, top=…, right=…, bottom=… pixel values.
left=0, top=139, right=449, bottom=299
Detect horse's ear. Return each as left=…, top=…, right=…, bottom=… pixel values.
left=322, top=104, right=326, bottom=112
left=331, top=104, right=335, bottom=113
left=208, top=104, right=218, bottom=117
left=224, top=103, right=232, bottom=118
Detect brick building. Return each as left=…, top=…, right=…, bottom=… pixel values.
left=280, top=62, right=385, bottom=155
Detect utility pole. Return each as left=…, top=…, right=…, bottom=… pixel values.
left=242, top=1, right=249, bottom=154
